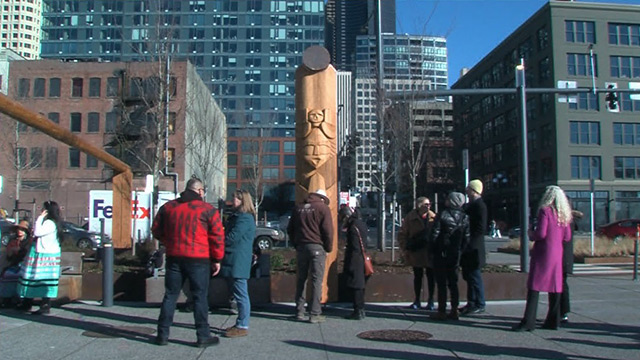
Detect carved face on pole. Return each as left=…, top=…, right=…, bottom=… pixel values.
left=302, top=108, right=335, bottom=169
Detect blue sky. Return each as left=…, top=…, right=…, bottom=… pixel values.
left=395, top=0, right=640, bottom=87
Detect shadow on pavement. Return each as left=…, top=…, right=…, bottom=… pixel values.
left=285, top=339, right=614, bottom=360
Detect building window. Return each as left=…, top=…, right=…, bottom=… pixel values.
left=89, top=77, right=101, bottom=97
left=570, top=155, right=600, bottom=179
left=284, top=141, right=295, bottom=153
left=18, top=78, right=29, bottom=98
left=33, top=78, right=45, bottom=98
left=283, top=168, right=295, bottom=179
left=45, top=147, right=58, bottom=168
left=565, top=20, right=595, bottom=43
left=262, top=168, right=279, bottom=180
left=227, top=141, right=238, bottom=152
left=567, top=53, right=596, bottom=76
left=49, top=78, right=61, bottom=97
left=30, top=147, right=43, bottom=168
left=608, top=23, right=640, bottom=46
left=70, top=113, right=82, bottom=132
left=569, top=121, right=600, bottom=145
left=568, top=93, right=599, bottom=111
left=227, top=154, right=237, bottom=166
left=619, top=92, right=640, bottom=112
left=47, top=112, right=59, bottom=124
left=106, top=77, right=119, bottom=97
left=264, top=141, right=280, bottom=153
left=69, top=148, right=80, bottom=168
left=613, top=123, right=640, bottom=145
left=86, top=154, right=98, bottom=168
left=610, top=56, right=640, bottom=79
left=537, top=27, right=549, bottom=50
left=262, top=154, right=279, bottom=166
left=284, top=154, right=295, bottom=166
left=71, top=77, right=83, bottom=97
left=614, top=156, right=640, bottom=179
left=88, top=112, right=100, bottom=132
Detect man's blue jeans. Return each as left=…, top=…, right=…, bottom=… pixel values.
left=462, top=267, right=485, bottom=309
left=157, top=257, right=211, bottom=341
left=232, top=278, right=250, bottom=329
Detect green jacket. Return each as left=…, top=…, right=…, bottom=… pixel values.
left=221, top=212, right=256, bottom=279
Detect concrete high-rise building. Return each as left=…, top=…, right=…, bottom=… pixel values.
left=352, top=34, right=448, bottom=194
left=38, top=0, right=325, bottom=198
left=0, top=0, right=43, bottom=59
left=325, top=0, right=395, bottom=72
left=451, top=1, right=640, bottom=230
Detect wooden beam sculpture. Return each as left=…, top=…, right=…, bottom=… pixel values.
left=0, top=93, right=132, bottom=248
left=294, top=46, right=338, bottom=302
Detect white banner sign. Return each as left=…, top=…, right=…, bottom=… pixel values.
left=88, top=190, right=175, bottom=241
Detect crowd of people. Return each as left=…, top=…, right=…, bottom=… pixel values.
left=0, top=177, right=578, bottom=347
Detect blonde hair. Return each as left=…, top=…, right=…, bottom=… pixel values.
left=538, top=185, right=572, bottom=226
left=235, top=190, right=256, bottom=218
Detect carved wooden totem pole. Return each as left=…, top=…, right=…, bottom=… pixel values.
left=294, top=46, right=338, bottom=302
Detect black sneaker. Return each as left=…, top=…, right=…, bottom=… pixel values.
left=561, top=314, right=569, bottom=323
left=467, top=307, right=485, bottom=314
left=154, top=336, right=168, bottom=346
left=196, top=336, right=220, bottom=348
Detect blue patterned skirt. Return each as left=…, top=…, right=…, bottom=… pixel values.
left=17, top=246, right=60, bottom=299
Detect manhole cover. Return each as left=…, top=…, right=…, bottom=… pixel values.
left=82, top=325, right=156, bottom=339
left=357, top=329, right=433, bottom=342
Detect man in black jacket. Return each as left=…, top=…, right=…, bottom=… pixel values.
left=429, top=192, right=470, bottom=321
left=460, top=179, right=487, bottom=315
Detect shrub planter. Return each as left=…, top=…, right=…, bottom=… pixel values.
left=578, top=256, right=634, bottom=264
left=270, top=271, right=528, bottom=303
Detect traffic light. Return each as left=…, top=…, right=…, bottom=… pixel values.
left=605, top=82, right=619, bottom=112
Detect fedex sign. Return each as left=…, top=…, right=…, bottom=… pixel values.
left=89, top=190, right=175, bottom=240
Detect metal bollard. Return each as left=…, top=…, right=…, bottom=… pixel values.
left=634, top=239, right=638, bottom=282
left=101, top=218, right=114, bottom=307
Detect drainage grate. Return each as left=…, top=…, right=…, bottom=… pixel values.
left=357, top=329, right=433, bottom=342
left=82, top=325, right=156, bottom=339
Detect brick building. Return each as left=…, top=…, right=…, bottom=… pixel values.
left=0, top=59, right=226, bottom=221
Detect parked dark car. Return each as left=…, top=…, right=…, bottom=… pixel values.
left=597, top=219, right=640, bottom=242
left=254, top=226, right=285, bottom=250
left=0, top=219, right=16, bottom=246
left=61, top=221, right=103, bottom=250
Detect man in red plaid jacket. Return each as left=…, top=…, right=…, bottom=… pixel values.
left=152, top=177, right=225, bottom=348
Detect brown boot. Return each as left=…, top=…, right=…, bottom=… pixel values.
left=448, top=308, right=459, bottom=320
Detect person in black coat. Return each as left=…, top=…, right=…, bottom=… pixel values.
left=460, top=179, right=487, bottom=315
left=339, top=206, right=369, bottom=320
left=562, top=204, right=583, bottom=323
left=429, top=192, right=470, bottom=321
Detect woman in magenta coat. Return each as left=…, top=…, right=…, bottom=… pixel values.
left=513, top=186, right=572, bottom=332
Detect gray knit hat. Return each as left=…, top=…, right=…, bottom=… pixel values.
left=448, top=192, right=465, bottom=208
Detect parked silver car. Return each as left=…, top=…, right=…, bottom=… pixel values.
left=254, top=226, right=285, bottom=250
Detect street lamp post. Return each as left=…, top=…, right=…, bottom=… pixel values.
left=516, top=60, right=530, bottom=273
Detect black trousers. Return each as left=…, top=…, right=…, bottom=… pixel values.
left=434, top=268, right=459, bottom=312
left=560, top=272, right=570, bottom=316
left=413, top=267, right=435, bottom=304
left=349, top=288, right=365, bottom=311
left=521, top=290, right=561, bottom=329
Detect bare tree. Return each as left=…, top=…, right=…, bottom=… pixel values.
left=0, top=112, right=43, bottom=217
